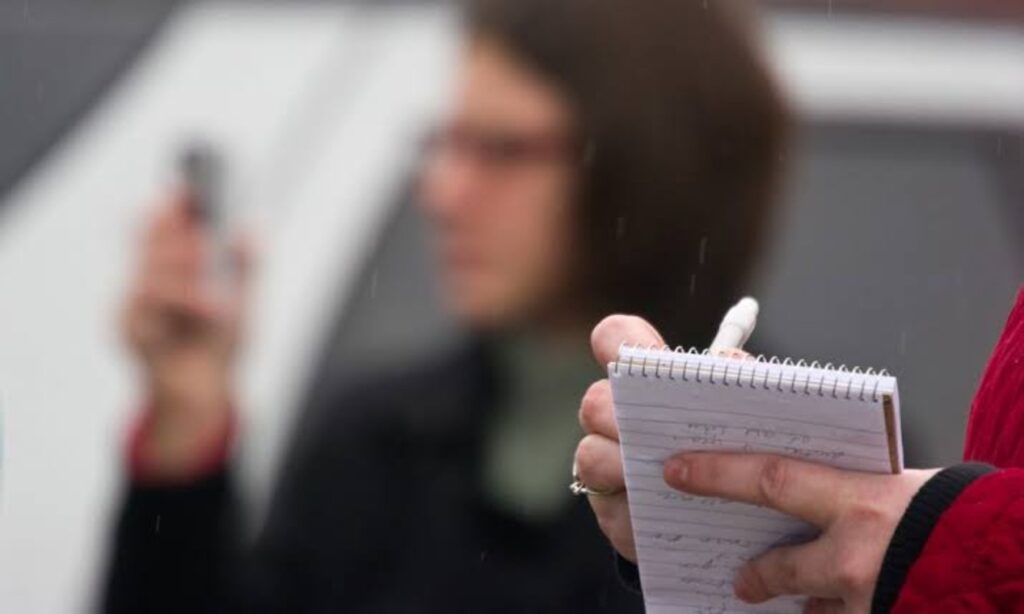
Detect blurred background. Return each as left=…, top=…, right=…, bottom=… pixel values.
left=0, top=0, right=1021, bottom=611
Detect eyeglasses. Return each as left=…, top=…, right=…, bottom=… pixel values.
left=421, top=123, right=586, bottom=171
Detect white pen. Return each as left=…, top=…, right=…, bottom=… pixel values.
left=709, top=296, right=759, bottom=353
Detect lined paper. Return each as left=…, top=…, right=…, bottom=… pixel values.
left=611, top=348, right=902, bottom=613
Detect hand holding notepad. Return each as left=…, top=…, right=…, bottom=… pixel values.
left=576, top=304, right=927, bottom=613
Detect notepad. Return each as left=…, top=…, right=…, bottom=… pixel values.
left=610, top=346, right=903, bottom=613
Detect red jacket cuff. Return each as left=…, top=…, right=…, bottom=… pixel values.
left=126, top=405, right=236, bottom=485
left=892, top=468, right=1024, bottom=613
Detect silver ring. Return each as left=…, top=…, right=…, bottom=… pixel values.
left=570, top=460, right=621, bottom=497
left=570, top=480, right=618, bottom=497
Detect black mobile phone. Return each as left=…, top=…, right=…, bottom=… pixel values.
left=180, top=142, right=230, bottom=288
left=180, top=142, right=221, bottom=227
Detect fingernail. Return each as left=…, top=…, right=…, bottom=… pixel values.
left=733, top=578, right=751, bottom=602
left=733, top=568, right=755, bottom=603
left=664, top=456, right=689, bottom=484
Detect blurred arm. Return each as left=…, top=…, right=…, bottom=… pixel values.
left=103, top=467, right=240, bottom=614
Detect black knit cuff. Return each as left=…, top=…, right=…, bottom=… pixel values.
left=871, top=462, right=995, bottom=613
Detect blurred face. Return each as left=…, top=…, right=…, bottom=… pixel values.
left=419, top=36, right=581, bottom=332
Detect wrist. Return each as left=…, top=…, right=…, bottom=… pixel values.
left=130, top=400, right=236, bottom=483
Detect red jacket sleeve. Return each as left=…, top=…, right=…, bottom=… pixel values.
left=963, top=287, right=1024, bottom=467
left=879, top=288, right=1024, bottom=611
left=892, top=468, right=1024, bottom=612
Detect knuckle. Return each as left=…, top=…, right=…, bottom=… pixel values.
left=758, top=457, right=792, bottom=507
left=574, top=435, right=599, bottom=474
left=579, top=380, right=610, bottom=432
left=846, top=502, right=889, bottom=527
left=833, top=548, right=874, bottom=595
left=776, top=557, right=801, bottom=593
left=593, top=314, right=628, bottom=339
left=590, top=316, right=618, bottom=352
left=591, top=314, right=642, bottom=349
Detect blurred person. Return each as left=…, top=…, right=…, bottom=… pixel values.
left=575, top=294, right=1024, bottom=613
left=103, top=0, right=787, bottom=612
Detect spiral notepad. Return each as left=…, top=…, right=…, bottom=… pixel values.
left=610, top=346, right=903, bottom=614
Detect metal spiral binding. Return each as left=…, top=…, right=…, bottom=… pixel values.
left=616, top=344, right=890, bottom=402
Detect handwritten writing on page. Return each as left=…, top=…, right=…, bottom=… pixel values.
left=611, top=347, right=902, bottom=614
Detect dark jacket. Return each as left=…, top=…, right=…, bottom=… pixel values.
left=103, top=341, right=645, bottom=613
